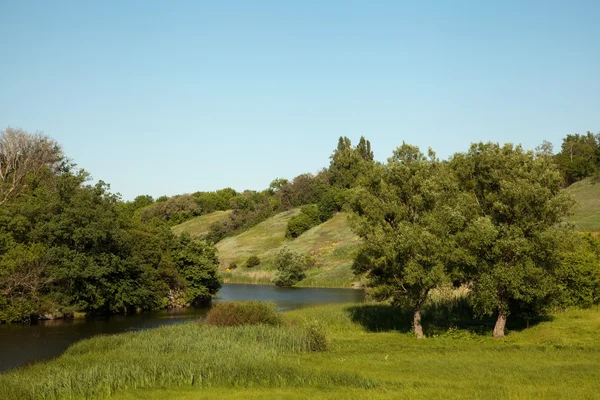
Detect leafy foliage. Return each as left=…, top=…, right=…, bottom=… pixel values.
left=0, top=129, right=222, bottom=322
left=273, top=248, right=307, bottom=286
left=350, top=143, right=476, bottom=338
left=555, top=131, right=600, bottom=184
left=285, top=205, right=321, bottom=238
left=451, top=142, right=575, bottom=337
left=245, top=255, right=261, bottom=268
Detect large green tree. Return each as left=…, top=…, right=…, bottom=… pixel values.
left=0, top=129, right=222, bottom=322
left=351, top=144, right=476, bottom=338
left=451, top=143, right=574, bottom=338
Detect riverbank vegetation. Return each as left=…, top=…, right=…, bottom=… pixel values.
left=2, top=126, right=600, bottom=323
left=1, top=300, right=599, bottom=399
left=0, top=128, right=222, bottom=322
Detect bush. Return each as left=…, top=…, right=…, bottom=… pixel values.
left=245, top=255, right=261, bottom=268
left=273, top=248, right=306, bottom=287
left=206, top=301, right=282, bottom=326
left=285, top=205, right=321, bottom=239
left=304, top=321, right=329, bottom=351
left=229, top=261, right=238, bottom=270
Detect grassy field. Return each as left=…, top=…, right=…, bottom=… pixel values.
left=215, top=211, right=362, bottom=288
left=3, top=302, right=599, bottom=399
left=171, top=210, right=232, bottom=238
left=566, top=177, right=600, bottom=232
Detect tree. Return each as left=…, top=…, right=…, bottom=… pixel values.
left=350, top=143, right=475, bottom=338
left=0, top=127, right=63, bottom=205
left=555, top=131, right=600, bottom=184
left=171, top=233, right=222, bottom=305
left=273, top=248, right=306, bottom=287
left=451, top=143, right=574, bottom=338
left=329, top=136, right=375, bottom=189
left=356, top=136, right=374, bottom=162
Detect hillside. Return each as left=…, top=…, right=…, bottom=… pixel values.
left=173, top=209, right=363, bottom=288
left=171, top=210, right=232, bottom=238
left=566, top=177, right=600, bottom=232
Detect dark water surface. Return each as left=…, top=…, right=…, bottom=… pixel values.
left=0, top=284, right=364, bottom=372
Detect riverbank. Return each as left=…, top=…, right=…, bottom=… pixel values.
left=2, top=302, right=599, bottom=399
left=0, top=284, right=364, bottom=372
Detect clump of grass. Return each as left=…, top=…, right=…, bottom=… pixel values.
left=206, top=301, right=283, bottom=327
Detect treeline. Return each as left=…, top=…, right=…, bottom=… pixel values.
left=0, top=128, right=221, bottom=322
left=134, top=136, right=375, bottom=243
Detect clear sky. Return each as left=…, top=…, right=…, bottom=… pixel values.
left=1, top=1, right=599, bottom=200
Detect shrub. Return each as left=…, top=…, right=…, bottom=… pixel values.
left=229, top=261, right=238, bottom=270
left=273, top=248, right=306, bottom=287
left=245, top=255, right=261, bottom=268
left=206, top=301, right=282, bottom=326
left=285, top=205, right=321, bottom=239
left=304, top=320, right=329, bottom=351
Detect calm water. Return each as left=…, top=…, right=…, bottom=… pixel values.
left=0, top=284, right=364, bottom=372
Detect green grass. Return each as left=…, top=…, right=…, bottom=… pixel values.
left=0, top=319, right=370, bottom=400
left=5, top=302, right=600, bottom=400
left=171, top=210, right=232, bottom=238
left=216, top=211, right=362, bottom=288
left=216, top=208, right=301, bottom=268
left=566, top=177, right=600, bottom=232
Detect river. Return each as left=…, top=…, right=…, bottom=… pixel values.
left=0, top=284, right=364, bottom=372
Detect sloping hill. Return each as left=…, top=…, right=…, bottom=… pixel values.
left=215, top=208, right=301, bottom=268
left=171, top=210, right=232, bottom=238
left=184, top=208, right=363, bottom=288
left=566, top=177, right=600, bottom=232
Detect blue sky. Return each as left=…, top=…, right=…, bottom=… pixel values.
left=1, top=1, right=599, bottom=200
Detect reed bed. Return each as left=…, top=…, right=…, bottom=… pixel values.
left=0, top=323, right=374, bottom=400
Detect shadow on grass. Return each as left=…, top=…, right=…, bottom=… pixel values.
left=346, top=299, right=552, bottom=337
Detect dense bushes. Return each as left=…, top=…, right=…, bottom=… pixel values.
left=273, top=248, right=307, bottom=287
left=245, top=255, right=261, bottom=268
left=206, top=301, right=283, bottom=326
left=0, top=129, right=222, bottom=322
left=285, top=205, right=321, bottom=238
left=554, top=233, right=600, bottom=308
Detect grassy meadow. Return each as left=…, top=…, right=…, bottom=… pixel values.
left=171, top=210, right=233, bottom=238
left=215, top=211, right=362, bottom=288
left=2, top=300, right=600, bottom=400
left=566, top=177, right=600, bottom=232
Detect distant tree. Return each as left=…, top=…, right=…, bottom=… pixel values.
left=268, top=178, right=289, bottom=194
left=555, top=131, right=600, bottom=184
left=273, top=248, right=306, bottom=287
left=329, top=136, right=376, bottom=189
left=0, top=127, right=63, bottom=205
left=350, top=144, right=476, bottom=338
left=285, top=205, right=321, bottom=238
left=356, top=136, right=374, bottom=161
left=451, top=143, right=574, bottom=338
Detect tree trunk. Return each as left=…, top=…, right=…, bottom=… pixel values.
left=493, top=309, right=507, bottom=338
left=413, top=306, right=424, bottom=339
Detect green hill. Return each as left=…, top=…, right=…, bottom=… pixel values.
left=171, top=210, right=232, bottom=238
left=173, top=209, right=363, bottom=288
left=566, top=177, right=600, bottom=232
